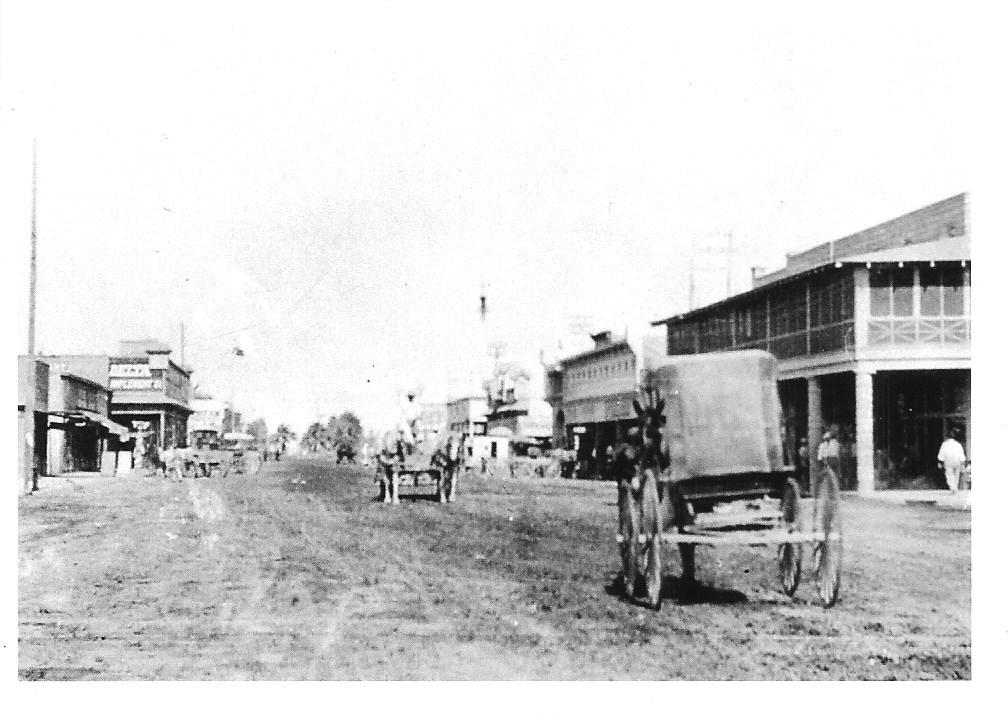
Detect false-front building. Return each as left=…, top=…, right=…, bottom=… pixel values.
left=653, top=194, right=970, bottom=493
left=109, top=340, right=193, bottom=451
left=545, top=330, right=667, bottom=479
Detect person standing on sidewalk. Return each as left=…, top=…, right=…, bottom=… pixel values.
left=937, top=428, right=967, bottom=494
left=814, top=427, right=840, bottom=498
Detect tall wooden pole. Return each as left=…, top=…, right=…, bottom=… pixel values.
left=25, top=140, right=39, bottom=493
left=28, top=139, right=38, bottom=355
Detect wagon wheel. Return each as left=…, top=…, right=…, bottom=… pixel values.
left=640, top=470, right=663, bottom=610
left=618, top=480, right=640, bottom=600
left=813, top=467, right=843, bottom=607
left=777, top=478, right=803, bottom=597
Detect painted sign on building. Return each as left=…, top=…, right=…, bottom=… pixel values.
left=110, top=364, right=152, bottom=378
left=110, top=377, right=163, bottom=391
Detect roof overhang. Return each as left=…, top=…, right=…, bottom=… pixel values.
left=835, top=236, right=970, bottom=265
left=49, top=409, right=131, bottom=437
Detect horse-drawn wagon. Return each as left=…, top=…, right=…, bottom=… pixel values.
left=173, top=430, right=260, bottom=478
left=617, top=350, right=842, bottom=610
left=375, top=430, right=460, bottom=505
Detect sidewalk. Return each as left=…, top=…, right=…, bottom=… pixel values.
left=866, top=489, right=971, bottom=510
left=30, top=469, right=152, bottom=495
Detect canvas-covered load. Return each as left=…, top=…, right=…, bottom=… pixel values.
left=647, top=350, right=787, bottom=480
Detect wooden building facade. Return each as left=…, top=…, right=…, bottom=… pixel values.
left=653, top=194, right=970, bottom=493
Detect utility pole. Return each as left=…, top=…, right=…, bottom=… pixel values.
left=725, top=232, right=734, bottom=298
left=25, top=140, right=39, bottom=494
left=689, top=232, right=735, bottom=311
left=28, top=139, right=38, bottom=356
left=688, top=240, right=696, bottom=311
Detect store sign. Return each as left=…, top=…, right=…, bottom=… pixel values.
left=110, top=364, right=151, bottom=378
left=111, top=377, right=162, bottom=391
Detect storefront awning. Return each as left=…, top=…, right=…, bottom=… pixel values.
left=78, top=410, right=131, bottom=436
left=50, top=409, right=131, bottom=437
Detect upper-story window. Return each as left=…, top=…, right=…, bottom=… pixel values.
left=920, top=266, right=965, bottom=316
left=870, top=267, right=915, bottom=317
left=872, top=265, right=967, bottom=318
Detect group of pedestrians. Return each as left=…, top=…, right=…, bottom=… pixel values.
left=792, top=424, right=968, bottom=496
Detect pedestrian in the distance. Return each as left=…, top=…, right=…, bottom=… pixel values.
left=937, top=428, right=967, bottom=494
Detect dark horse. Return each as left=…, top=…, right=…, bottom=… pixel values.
left=614, top=387, right=696, bottom=608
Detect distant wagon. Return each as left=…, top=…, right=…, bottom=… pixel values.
left=221, top=432, right=261, bottom=475
left=374, top=429, right=459, bottom=505
left=618, top=350, right=842, bottom=609
left=179, top=430, right=260, bottom=477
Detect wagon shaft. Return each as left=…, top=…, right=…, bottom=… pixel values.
left=616, top=529, right=835, bottom=546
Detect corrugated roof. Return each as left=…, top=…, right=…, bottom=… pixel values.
left=753, top=193, right=966, bottom=287
left=836, top=235, right=970, bottom=265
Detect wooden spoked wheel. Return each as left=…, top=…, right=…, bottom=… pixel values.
left=813, top=467, right=842, bottom=607
left=645, top=536, right=662, bottom=610
left=641, top=470, right=663, bottom=610
left=778, top=477, right=803, bottom=596
left=618, top=481, right=640, bottom=600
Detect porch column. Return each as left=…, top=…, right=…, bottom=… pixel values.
left=159, top=411, right=165, bottom=449
left=853, top=267, right=870, bottom=350
left=807, top=376, right=823, bottom=470
left=965, top=372, right=972, bottom=460
left=855, top=369, right=875, bottom=494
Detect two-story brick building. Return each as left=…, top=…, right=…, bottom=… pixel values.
left=652, top=194, right=970, bottom=493
left=446, top=395, right=488, bottom=437
left=545, top=330, right=667, bottom=478
left=109, top=339, right=193, bottom=451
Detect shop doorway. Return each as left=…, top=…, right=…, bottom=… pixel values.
left=819, top=373, right=856, bottom=491
left=873, top=369, right=970, bottom=490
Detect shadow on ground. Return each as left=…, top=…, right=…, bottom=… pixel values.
left=605, top=573, right=748, bottom=607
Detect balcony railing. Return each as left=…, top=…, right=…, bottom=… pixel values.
left=867, top=317, right=970, bottom=348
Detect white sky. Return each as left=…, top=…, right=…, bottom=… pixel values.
left=1, top=1, right=973, bottom=433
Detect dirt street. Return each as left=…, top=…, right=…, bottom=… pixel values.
left=18, top=457, right=970, bottom=680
